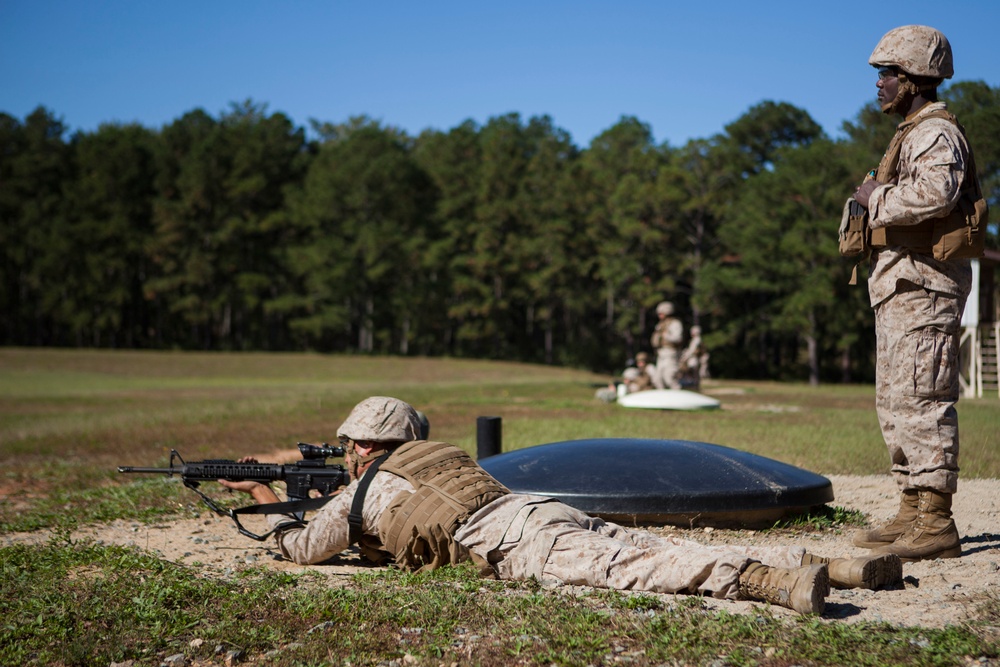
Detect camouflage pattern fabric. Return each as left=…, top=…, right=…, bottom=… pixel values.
left=266, top=471, right=415, bottom=564
left=460, top=499, right=803, bottom=600
left=867, top=101, right=972, bottom=495
left=271, top=456, right=806, bottom=600
left=867, top=103, right=973, bottom=307
left=650, top=317, right=684, bottom=389
left=874, top=282, right=966, bottom=493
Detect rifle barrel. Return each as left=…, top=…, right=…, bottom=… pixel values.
left=118, top=466, right=175, bottom=474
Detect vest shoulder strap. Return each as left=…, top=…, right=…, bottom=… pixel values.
left=347, top=452, right=390, bottom=546
left=875, top=108, right=957, bottom=183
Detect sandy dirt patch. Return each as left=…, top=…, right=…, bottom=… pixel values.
left=4, top=474, right=999, bottom=627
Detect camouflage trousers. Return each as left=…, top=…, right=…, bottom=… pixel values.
left=652, top=348, right=681, bottom=390
left=493, top=501, right=803, bottom=600
left=874, top=282, right=965, bottom=494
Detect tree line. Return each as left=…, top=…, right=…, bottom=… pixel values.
left=2, top=82, right=998, bottom=383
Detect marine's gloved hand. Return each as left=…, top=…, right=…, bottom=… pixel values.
left=854, top=179, right=887, bottom=209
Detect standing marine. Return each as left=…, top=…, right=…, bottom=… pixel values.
left=650, top=301, right=684, bottom=390
left=850, top=25, right=987, bottom=562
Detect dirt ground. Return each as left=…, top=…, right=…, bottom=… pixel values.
left=4, top=474, right=999, bottom=628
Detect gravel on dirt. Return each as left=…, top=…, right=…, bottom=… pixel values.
left=5, top=474, right=999, bottom=628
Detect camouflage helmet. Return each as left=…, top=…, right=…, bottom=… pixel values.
left=656, top=301, right=675, bottom=316
left=869, top=25, right=953, bottom=79
left=337, top=396, right=422, bottom=443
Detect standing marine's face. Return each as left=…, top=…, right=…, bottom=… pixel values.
left=877, top=67, right=900, bottom=111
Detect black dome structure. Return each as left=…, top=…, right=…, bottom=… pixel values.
left=479, top=438, right=834, bottom=527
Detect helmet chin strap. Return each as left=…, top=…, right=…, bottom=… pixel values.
left=881, top=72, right=938, bottom=115
left=347, top=442, right=391, bottom=480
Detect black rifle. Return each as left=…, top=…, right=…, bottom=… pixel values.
left=118, top=442, right=352, bottom=540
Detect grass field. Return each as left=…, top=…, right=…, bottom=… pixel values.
left=1, top=348, right=998, bottom=666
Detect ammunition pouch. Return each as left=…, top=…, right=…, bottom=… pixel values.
left=838, top=198, right=871, bottom=258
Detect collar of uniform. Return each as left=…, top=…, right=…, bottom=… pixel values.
left=904, top=101, right=947, bottom=123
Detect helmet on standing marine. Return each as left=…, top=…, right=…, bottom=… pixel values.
left=337, top=396, right=422, bottom=443
left=869, top=25, right=953, bottom=79
left=869, top=25, right=952, bottom=114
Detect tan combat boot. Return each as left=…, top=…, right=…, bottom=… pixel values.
left=875, top=490, right=962, bottom=562
left=801, top=552, right=902, bottom=590
left=853, top=489, right=919, bottom=549
left=738, top=562, right=828, bottom=615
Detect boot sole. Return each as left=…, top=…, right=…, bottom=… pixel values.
left=790, top=564, right=829, bottom=615
left=894, top=545, right=963, bottom=563
left=858, top=554, right=903, bottom=589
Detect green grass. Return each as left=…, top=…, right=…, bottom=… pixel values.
left=1, top=348, right=999, bottom=665
left=2, top=348, right=997, bottom=533
left=2, top=539, right=996, bottom=667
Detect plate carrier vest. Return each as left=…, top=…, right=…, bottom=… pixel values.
left=354, top=440, right=509, bottom=572
left=869, top=108, right=988, bottom=259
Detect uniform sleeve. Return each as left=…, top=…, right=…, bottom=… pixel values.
left=666, top=319, right=684, bottom=345
left=869, top=119, right=967, bottom=229
left=268, top=472, right=415, bottom=565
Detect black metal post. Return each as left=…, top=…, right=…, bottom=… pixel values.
left=476, top=416, right=502, bottom=459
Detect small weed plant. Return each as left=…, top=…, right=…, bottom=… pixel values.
left=3, top=350, right=1000, bottom=665
left=2, top=539, right=997, bottom=666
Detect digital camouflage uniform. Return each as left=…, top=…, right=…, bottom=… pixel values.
left=678, top=327, right=705, bottom=390
left=268, top=453, right=806, bottom=600
left=849, top=25, right=984, bottom=561
left=651, top=305, right=684, bottom=390
left=260, top=397, right=899, bottom=613
left=867, top=102, right=972, bottom=495
left=634, top=353, right=656, bottom=391
left=623, top=366, right=654, bottom=393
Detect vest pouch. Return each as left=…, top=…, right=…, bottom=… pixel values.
left=931, top=194, right=987, bottom=261
left=838, top=198, right=870, bottom=257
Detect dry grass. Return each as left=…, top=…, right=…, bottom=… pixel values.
left=1, top=348, right=997, bottom=531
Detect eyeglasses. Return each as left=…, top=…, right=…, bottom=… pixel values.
left=877, top=67, right=898, bottom=81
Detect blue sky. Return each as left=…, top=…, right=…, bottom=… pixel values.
left=2, top=1, right=997, bottom=148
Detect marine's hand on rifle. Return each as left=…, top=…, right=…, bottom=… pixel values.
left=218, top=456, right=280, bottom=503
left=119, top=444, right=350, bottom=540
left=218, top=477, right=264, bottom=493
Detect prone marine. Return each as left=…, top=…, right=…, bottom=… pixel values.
left=220, top=396, right=903, bottom=615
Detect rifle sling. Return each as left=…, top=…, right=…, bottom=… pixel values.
left=348, top=452, right=390, bottom=546
left=231, top=497, right=338, bottom=542
left=183, top=479, right=340, bottom=542
left=232, top=495, right=337, bottom=516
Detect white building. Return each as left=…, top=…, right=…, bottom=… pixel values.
left=960, top=249, right=1000, bottom=398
